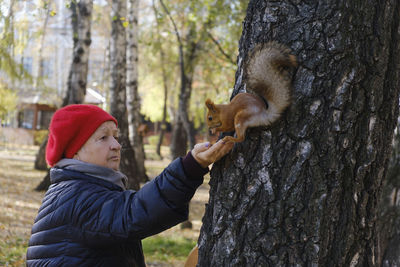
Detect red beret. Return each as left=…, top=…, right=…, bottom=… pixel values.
left=46, top=104, right=118, bottom=166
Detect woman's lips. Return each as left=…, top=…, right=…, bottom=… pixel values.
left=109, top=155, right=120, bottom=161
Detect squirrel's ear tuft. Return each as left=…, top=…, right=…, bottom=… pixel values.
left=205, top=99, right=217, bottom=112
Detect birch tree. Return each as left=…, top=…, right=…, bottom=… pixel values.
left=62, top=0, right=93, bottom=106
left=110, top=0, right=139, bottom=190
left=198, top=1, right=400, bottom=266
left=36, top=0, right=94, bottom=189
left=126, top=0, right=148, bottom=182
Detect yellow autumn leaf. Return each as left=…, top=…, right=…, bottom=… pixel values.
left=123, top=21, right=129, bottom=28
left=50, top=10, right=57, bottom=16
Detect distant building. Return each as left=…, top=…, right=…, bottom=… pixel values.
left=14, top=88, right=106, bottom=131
left=85, top=88, right=107, bottom=107
left=1, top=1, right=109, bottom=130
left=18, top=103, right=56, bottom=130
left=0, top=1, right=110, bottom=145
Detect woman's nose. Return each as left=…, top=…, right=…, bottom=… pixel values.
left=111, top=137, right=121, bottom=150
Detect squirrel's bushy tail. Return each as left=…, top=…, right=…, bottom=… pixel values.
left=244, top=41, right=297, bottom=120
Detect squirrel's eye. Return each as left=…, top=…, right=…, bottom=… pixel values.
left=208, top=116, right=212, bottom=121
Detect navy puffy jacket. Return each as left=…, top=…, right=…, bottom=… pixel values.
left=26, top=156, right=206, bottom=267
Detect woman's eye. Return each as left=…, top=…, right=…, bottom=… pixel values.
left=100, top=136, right=107, bottom=140
left=114, top=136, right=119, bottom=141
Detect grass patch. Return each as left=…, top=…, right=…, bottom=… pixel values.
left=144, top=143, right=170, bottom=161
left=0, top=237, right=28, bottom=266
left=142, top=235, right=196, bottom=262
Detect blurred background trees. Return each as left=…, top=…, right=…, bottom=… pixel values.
left=0, top=0, right=247, bottom=188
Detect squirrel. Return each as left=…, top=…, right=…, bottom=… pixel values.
left=205, top=41, right=297, bottom=143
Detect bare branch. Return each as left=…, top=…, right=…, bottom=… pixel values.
left=207, top=31, right=236, bottom=65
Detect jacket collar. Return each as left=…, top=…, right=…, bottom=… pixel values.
left=51, top=159, right=128, bottom=191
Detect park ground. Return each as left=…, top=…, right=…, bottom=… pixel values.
left=0, top=143, right=210, bottom=267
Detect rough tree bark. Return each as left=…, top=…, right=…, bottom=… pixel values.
left=35, top=0, right=93, bottom=190
left=378, top=122, right=400, bottom=266
left=126, top=0, right=148, bottom=182
left=110, top=0, right=139, bottom=190
left=198, top=1, right=400, bottom=266
left=62, top=0, right=93, bottom=106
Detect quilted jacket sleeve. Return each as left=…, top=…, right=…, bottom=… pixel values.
left=74, top=155, right=207, bottom=246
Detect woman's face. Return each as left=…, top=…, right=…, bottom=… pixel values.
left=74, top=121, right=121, bottom=171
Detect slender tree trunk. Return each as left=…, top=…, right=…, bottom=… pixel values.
left=155, top=41, right=169, bottom=158
left=33, top=2, right=51, bottom=170
left=35, top=0, right=94, bottom=190
left=170, top=119, right=187, bottom=159
left=161, top=1, right=218, bottom=158
left=6, top=0, right=15, bottom=86
left=126, top=0, right=148, bottom=183
left=110, top=0, right=139, bottom=190
left=34, top=2, right=50, bottom=90
left=198, top=1, right=400, bottom=266
left=156, top=74, right=168, bottom=159
left=152, top=0, right=168, bottom=159
left=63, top=0, right=93, bottom=106
left=101, top=41, right=111, bottom=98
left=34, top=138, right=48, bottom=171
left=159, top=0, right=196, bottom=158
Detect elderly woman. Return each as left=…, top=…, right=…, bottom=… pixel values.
left=26, top=104, right=233, bottom=267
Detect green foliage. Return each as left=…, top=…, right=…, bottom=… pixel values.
left=0, top=0, right=33, bottom=85
left=142, top=235, right=196, bottom=262
left=33, top=130, right=48, bottom=146
left=138, top=0, right=246, bottom=131
left=0, top=84, right=17, bottom=120
left=140, top=76, right=172, bottom=122
left=147, top=135, right=159, bottom=147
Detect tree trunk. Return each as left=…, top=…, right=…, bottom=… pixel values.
left=62, top=0, right=93, bottom=106
left=35, top=0, right=93, bottom=190
left=198, top=1, right=400, bottom=266
left=156, top=78, right=168, bottom=158
left=34, top=138, right=48, bottom=171
left=378, top=123, right=400, bottom=266
left=110, top=0, right=139, bottom=190
left=126, top=0, right=148, bottom=183
left=33, top=3, right=51, bottom=171
left=159, top=0, right=196, bottom=158
left=156, top=50, right=168, bottom=158
left=170, top=118, right=188, bottom=159
left=34, top=2, right=50, bottom=90
left=152, top=0, right=169, bottom=159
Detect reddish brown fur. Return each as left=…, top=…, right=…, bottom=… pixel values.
left=204, top=41, right=297, bottom=143
left=206, top=93, right=265, bottom=142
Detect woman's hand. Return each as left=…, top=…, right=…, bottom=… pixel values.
left=191, top=140, right=234, bottom=168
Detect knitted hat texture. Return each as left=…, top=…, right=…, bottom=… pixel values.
left=46, top=104, right=118, bottom=166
